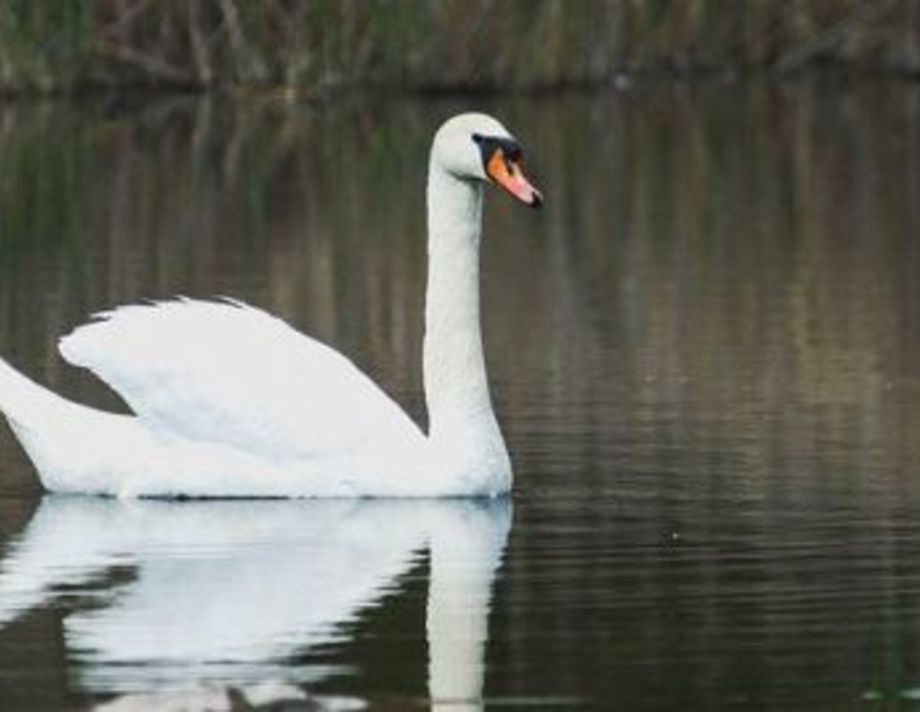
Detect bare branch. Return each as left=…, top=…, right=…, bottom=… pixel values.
left=95, top=38, right=198, bottom=84
left=188, top=1, right=213, bottom=84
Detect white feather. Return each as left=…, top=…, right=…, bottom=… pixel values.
left=59, top=300, right=423, bottom=464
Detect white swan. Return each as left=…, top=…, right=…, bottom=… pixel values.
left=0, top=113, right=542, bottom=498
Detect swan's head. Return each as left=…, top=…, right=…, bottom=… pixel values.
left=432, top=113, right=543, bottom=208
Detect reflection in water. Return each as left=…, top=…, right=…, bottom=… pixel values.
left=0, top=497, right=510, bottom=708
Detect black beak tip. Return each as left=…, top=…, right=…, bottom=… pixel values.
left=530, top=191, right=544, bottom=209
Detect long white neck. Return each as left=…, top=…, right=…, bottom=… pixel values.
left=423, top=162, right=510, bottom=490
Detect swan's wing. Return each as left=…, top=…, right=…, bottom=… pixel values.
left=58, top=299, right=424, bottom=462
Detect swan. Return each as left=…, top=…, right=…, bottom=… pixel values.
left=0, top=113, right=542, bottom=498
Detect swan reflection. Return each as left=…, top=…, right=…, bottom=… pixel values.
left=0, top=496, right=511, bottom=708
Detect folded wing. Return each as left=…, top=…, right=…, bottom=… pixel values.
left=58, top=300, right=425, bottom=464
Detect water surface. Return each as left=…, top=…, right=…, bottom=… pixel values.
left=1, top=84, right=920, bottom=709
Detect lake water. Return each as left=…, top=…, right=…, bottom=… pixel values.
left=1, top=83, right=920, bottom=709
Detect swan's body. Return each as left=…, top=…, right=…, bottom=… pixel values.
left=0, top=113, right=542, bottom=498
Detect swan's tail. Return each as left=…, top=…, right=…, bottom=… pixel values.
left=0, top=356, right=85, bottom=489
left=0, top=355, right=139, bottom=494
left=0, top=356, right=70, bottom=428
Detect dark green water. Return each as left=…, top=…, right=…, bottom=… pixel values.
left=1, top=84, right=920, bottom=709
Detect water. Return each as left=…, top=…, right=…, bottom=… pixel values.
left=1, top=83, right=920, bottom=709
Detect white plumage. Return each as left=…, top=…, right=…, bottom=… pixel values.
left=62, top=300, right=423, bottom=461
left=0, top=113, right=541, bottom=497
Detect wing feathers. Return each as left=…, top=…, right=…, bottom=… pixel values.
left=59, top=300, right=423, bottom=463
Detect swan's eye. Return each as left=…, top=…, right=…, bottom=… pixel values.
left=474, top=135, right=522, bottom=173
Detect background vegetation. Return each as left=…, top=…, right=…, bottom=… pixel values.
left=1, top=1, right=919, bottom=95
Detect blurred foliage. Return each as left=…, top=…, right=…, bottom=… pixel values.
left=0, top=1, right=919, bottom=94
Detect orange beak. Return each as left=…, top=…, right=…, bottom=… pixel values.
left=486, top=149, right=543, bottom=208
